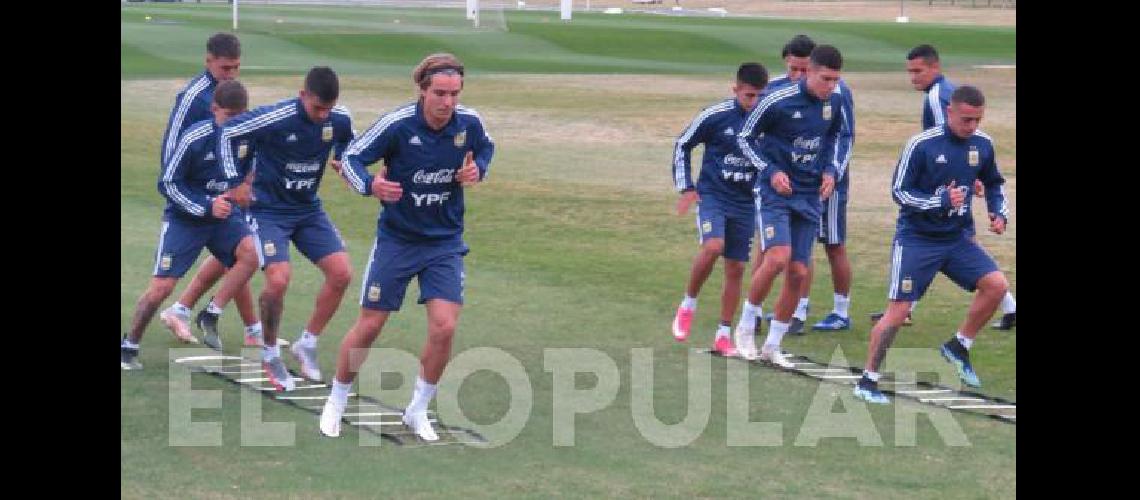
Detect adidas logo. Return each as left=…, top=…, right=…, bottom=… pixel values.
left=409, top=135, right=422, bottom=146
left=792, top=111, right=802, bottom=119
left=935, top=154, right=947, bottom=164
left=724, top=127, right=734, bottom=136
left=286, top=133, right=298, bottom=143
left=204, top=151, right=215, bottom=161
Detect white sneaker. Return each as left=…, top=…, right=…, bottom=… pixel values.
left=759, top=345, right=794, bottom=369
left=733, top=322, right=757, bottom=360
left=263, top=356, right=296, bottom=392
left=160, top=309, right=199, bottom=344
left=402, top=410, right=439, bottom=441
left=290, top=341, right=322, bottom=382
left=319, top=398, right=345, bottom=438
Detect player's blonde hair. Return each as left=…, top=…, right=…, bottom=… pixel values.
left=412, top=53, right=465, bottom=90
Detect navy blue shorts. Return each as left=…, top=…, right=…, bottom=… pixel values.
left=754, top=186, right=820, bottom=265
left=360, top=236, right=469, bottom=311
left=695, top=196, right=754, bottom=262
left=818, top=190, right=847, bottom=245
left=251, top=210, right=346, bottom=266
left=886, top=232, right=999, bottom=302
left=152, top=213, right=253, bottom=278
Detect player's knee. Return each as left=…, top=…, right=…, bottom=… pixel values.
left=235, top=240, right=259, bottom=265
left=762, top=248, right=790, bottom=272
left=788, top=261, right=809, bottom=280
left=979, top=271, right=1008, bottom=296
left=327, top=266, right=353, bottom=291
left=723, top=260, right=745, bottom=279
left=825, top=244, right=846, bottom=259
left=263, top=268, right=291, bottom=294
left=428, top=317, right=456, bottom=341
left=701, top=238, right=725, bottom=255
left=148, top=278, right=177, bottom=301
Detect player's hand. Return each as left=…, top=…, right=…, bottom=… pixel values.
left=211, top=196, right=232, bottom=219
left=372, top=174, right=403, bottom=202
left=771, top=171, right=792, bottom=196
left=676, top=190, right=699, bottom=215
left=989, top=214, right=1006, bottom=234
left=974, top=179, right=985, bottom=198
left=329, top=159, right=343, bottom=175
left=820, top=174, right=835, bottom=201
left=948, top=180, right=966, bottom=209
left=457, top=151, right=480, bottom=186
left=225, top=183, right=252, bottom=209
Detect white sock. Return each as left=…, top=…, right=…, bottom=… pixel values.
left=262, top=345, right=281, bottom=361
left=206, top=301, right=223, bottom=315
left=716, top=323, right=731, bottom=340
left=406, top=376, right=437, bottom=415
left=170, top=302, right=191, bottom=317
left=680, top=295, right=697, bottom=310
left=299, top=330, right=319, bottom=348
left=738, top=301, right=759, bottom=331
left=833, top=293, right=850, bottom=318
left=864, top=370, right=881, bottom=382
left=764, top=320, right=789, bottom=349
left=330, top=379, right=353, bottom=406
left=955, top=332, right=974, bottom=350
left=122, top=338, right=139, bottom=349
left=794, top=298, right=810, bottom=321
left=244, top=322, right=263, bottom=336
left=1001, top=292, right=1016, bottom=314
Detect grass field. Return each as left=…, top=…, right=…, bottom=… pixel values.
left=122, top=3, right=1015, bottom=498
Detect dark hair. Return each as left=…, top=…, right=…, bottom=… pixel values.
left=810, top=45, right=843, bottom=71
left=206, top=32, right=241, bottom=59
left=907, top=44, right=940, bottom=64
left=736, top=62, right=768, bottom=89
left=304, top=66, right=339, bottom=103
left=213, top=80, right=248, bottom=111
left=781, top=34, right=816, bottom=59
left=950, top=85, right=985, bottom=107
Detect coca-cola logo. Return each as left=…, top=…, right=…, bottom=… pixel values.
left=412, top=168, right=455, bottom=184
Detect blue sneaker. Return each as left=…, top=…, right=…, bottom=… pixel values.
left=991, top=312, right=1016, bottom=331
left=940, top=339, right=981, bottom=388
left=812, top=313, right=851, bottom=331
left=787, top=317, right=806, bottom=335
left=852, top=377, right=889, bottom=404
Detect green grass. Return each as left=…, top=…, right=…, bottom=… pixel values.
left=122, top=4, right=1015, bottom=498
left=121, top=3, right=1015, bottom=78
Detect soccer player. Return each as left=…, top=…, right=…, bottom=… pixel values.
left=121, top=81, right=260, bottom=370
left=216, top=66, right=355, bottom=390
left=871, top=45, right=1017, bottom=330
left=748, top=35, right=856, bottom=335
left=154, top=32, right=267, bottom=348
left=670, top=62, right=769, bottom=357
left=732, top=45, right=846, bottom=366
left=853, top=86, right=1010, bottom=404
left=318, top=53, right=494, bottom=441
